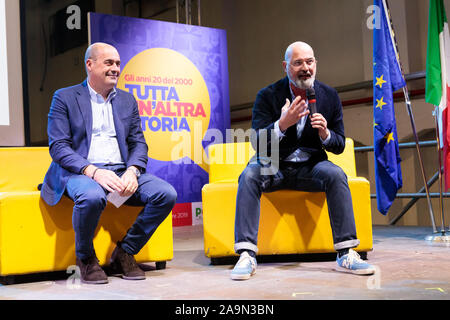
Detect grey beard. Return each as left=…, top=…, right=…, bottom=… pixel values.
left=292, top=76, right=315, bottom=89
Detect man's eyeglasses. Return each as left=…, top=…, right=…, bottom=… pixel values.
left=289, top=58, right=316, bottom=68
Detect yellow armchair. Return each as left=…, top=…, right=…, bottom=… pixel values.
left=0, top=147, right=173, bottom=276
left=202, top=138, right=373, bottom=260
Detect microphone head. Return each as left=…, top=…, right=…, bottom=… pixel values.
left=306, top=88, right=315, bottom=99
left=306, top=87, right=317, bottom=114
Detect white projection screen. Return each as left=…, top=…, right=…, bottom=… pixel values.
left=0, top=0, right=24, bottom=146
left=0, top=0, right=9, bottom=126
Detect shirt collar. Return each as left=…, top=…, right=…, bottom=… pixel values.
left=87, top=81, right=117, bottom=103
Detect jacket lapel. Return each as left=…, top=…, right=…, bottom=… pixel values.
left=76, top=80, right=93, bottom=150
left=111, top=93, right=126, bottom=160
left=312, top=81, right=321, bottom=114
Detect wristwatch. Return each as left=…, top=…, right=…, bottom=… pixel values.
left=128, top=166, right=141, bottom=177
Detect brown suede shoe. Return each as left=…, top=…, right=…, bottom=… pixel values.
left=76, top=255, right=108, bottom=284
left=110, top=243, right=146, bottom=280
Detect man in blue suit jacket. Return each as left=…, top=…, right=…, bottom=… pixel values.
left=230, top=41, right=375, bottom=280
left=41, top=42, right=177, bottom=284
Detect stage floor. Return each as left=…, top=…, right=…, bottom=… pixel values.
left=0, top=225, right=449, bottom=300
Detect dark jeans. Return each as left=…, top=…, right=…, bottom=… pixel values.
left=66, top=164, right=177, bottom=260
left=234, top=160, right=360, bottom=254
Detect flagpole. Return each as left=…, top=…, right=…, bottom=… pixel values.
left=425, top=106, right=450, bottom=241
left=383, top=0, right=437, bottom=231
left=402, top=88, right=437, bottom=233
left=433, top=106, right=446, bottom=234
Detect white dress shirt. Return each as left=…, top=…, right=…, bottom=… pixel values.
left=86, top=82, right=124, bottom=165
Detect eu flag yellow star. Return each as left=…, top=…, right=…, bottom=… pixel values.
left=384, top=132, right=394, bottom=143
left=375, top=75, right=387, bottom=88
left=376, top=96, right=387, bottom=110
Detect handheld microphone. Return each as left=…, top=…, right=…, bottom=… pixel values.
left=306, top=88, right=317, bottom=114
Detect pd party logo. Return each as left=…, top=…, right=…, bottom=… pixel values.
left=117, top=48, right=211, bottom=172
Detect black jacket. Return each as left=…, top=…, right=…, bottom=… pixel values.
left=251, top=77, right=346, bottom=164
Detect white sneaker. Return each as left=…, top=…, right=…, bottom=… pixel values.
left=335, top=249, right=376, bottom=275
left=230, top=251, right=257, bottom=280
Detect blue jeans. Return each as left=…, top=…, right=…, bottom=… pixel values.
left=66, top=164, right=177, bottom=260
left=234, top=160, right=360, bottom=254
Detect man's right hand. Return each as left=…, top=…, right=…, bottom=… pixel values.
left=278, top=96, right=310, bottom=132
left=84, top=165, right=125, bottom=193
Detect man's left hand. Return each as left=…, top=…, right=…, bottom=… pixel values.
left=120, top=168, right=139, bottom=197
left=310, top=113, right=330, bottom=140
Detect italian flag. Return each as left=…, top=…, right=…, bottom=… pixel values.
left=426, top=0, right=450, bottom=190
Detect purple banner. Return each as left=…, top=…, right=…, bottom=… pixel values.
left=89, top=13, right=230, bottom=204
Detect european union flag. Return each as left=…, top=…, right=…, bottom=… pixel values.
left=373, top=0, right=405, bottom=214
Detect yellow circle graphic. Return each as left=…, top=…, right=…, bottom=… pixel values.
left=117, top=48, right=211, bottom=165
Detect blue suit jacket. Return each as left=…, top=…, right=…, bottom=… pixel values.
left=41, top=80, right=148, bottom=206
left=251, top=77, right=346, bottom=163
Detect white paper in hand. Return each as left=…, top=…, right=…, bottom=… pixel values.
left=107, top=191, right=131, bottom=208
